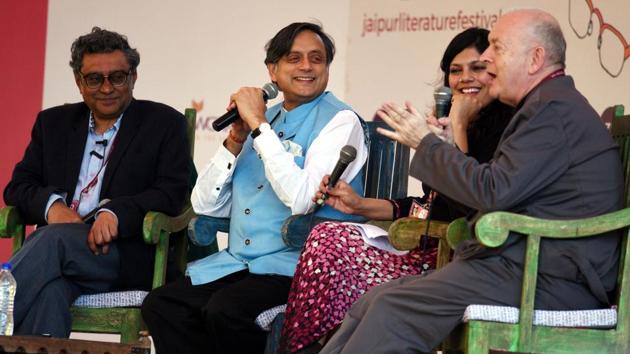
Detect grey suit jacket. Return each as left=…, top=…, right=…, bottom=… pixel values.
left=410, top=76, right=623, bottom=305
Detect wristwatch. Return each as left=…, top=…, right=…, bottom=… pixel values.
left=251, top=123, right=271, bottom=139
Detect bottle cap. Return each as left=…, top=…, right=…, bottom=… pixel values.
left=1, top=263, right=12, bottom=271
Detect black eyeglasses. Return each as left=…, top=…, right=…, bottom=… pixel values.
left=79, top=70, right=133, bottom=89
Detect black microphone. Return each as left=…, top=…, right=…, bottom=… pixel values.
left=212, top=83, right=279, bottom=131
left=316, top=145, right=358, bottom=206
left=434, top=86, right=452, bottom=118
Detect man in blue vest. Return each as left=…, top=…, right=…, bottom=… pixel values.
left=142, top=22, right=368, bottom=354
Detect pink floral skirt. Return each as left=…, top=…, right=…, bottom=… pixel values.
left=280, top=221, right=438, bottom=353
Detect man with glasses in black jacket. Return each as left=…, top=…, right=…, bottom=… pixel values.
left=4, top=27, right=190, bottom=338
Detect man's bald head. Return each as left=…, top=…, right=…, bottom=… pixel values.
left=481, top=9, right=566, bottom=106
left=501, top=9, right=566, bottom=68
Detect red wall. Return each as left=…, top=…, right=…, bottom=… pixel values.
left=0, top=2, right=48, bottom=261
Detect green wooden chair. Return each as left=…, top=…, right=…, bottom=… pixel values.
left=429, top=105, right=629, bottom=354
left=0, top=108, right=198, bottom=344
left=387, top=105, right=629, bottom=353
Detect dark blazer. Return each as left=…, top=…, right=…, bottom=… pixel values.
left=4, top=99, right=191, bottom=289
left=410, top=76, right=623, bottom=305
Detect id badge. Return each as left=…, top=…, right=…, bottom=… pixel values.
left=409, top=200, right=430, bottom=220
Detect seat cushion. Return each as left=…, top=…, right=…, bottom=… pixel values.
left=256, top=304, right=287, bottom=331
left=72, top=290, right=149, bottom=308
left=463, top=304, right=617, bottom=328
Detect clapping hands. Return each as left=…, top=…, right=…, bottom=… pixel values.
left=376, top=101, right=431, bottom=148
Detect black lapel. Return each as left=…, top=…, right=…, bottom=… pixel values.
left=65, top=104, right=90, bottom=203
left=101, top=99, right=142, bottom=195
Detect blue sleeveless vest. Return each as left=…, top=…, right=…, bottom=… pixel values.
left=187, top=92, right=365, bottom=285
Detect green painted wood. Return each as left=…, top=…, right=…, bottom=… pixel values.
left=466, top=321, right=490, bottom=354
left=120, top=309, right=145, bottom=344
left=142, top=206, right=196, bottom=244
left=615, top=235, right=630, bottom=337
left=474, top=209, right=630, bottom=247
left=387, top=218, right=451, bottom=269
left=143, top=206, right=197, bottom=288
left=70, top=307, right=145, bottom=344
left=388, top=218, right=448, bottom=248
left=184, top=108, right=196, bottom=158
left=516, top=235, right=540, bottom=353
left=467, top=320, right=625, bottom=354
left=446, top=217, right=472, bottom=249
left=0, top=206, right=25, bottom=253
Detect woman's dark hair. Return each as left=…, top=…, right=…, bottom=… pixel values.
left=439, top=27, right=489, bottom=87
left=264, top=22, right=335, bottom=65
left=69, top=27, right=140, bottom=75
left=438, top=28, right=515, bottom=161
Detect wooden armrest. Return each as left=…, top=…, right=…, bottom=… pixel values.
left=446, top=217, right=472, bottom=250
left=474, top=208, right=630, bottom=247
left=143, top=205, right=197, bottom=289
left=468, top=209, right=630, bottom=341
left=188, top=215, right=230, bottom=246
left=143, top=206, right=196, bottom=245
left=0, top=205, right=26, bottom=253
left=387, top=217, right=449, bottom=250
left=0, top=206, right=24, bottom=238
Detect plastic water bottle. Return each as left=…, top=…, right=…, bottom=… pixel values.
left=0, top=262, right=16, bottom=335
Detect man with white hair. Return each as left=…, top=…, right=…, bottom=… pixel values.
left=320, top=9, right=623, bottom=353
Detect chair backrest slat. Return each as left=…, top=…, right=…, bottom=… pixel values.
left=609, top=105, right=630, bottom=333
left=184, top=108, right=196, bottom=159
left=364, top=121, right=409, bottom=200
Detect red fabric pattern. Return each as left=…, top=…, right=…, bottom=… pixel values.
left=280, top=221, right=437, bottom=352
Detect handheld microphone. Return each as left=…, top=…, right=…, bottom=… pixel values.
left=82, top=198, right=111, bottom=222
left=212, top=82, right=279, bottom=131
left=316, top=145, right=358, bottom=206
left=434, top=86, right=452, bottom=118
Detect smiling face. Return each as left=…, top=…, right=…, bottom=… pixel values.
left=448, top=46, right=494, bottom=107
left=75, top=50, right=136, bottom=121
left=267, top=30, right=330, bottom=111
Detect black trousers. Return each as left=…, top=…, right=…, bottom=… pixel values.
left=141, top=270, right=292, bottom=354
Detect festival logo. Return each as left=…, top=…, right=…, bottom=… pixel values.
left=361, top=9, right=503, bottom=37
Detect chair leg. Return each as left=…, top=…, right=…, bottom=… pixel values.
left=120, top=310, right=145, bottom=344
left=466, top=323, right=489, bottom=354
left=263, top=313, right=285, bottom=354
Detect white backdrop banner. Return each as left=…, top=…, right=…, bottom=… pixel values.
left=346, top=0, right=630, bottom=120
left=43, top=0, right=630, bottom=181
left=44, top=0, right=351, bottom=169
